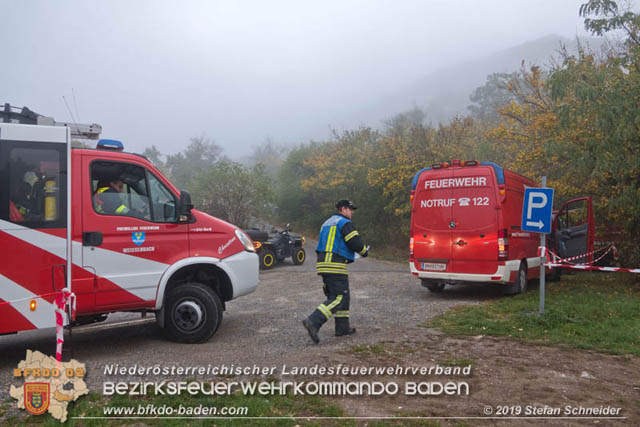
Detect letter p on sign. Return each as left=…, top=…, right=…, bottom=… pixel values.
left=527, top=193, right=547, bottom=219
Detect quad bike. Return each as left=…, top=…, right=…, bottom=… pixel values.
left=244, top=224, right=306, bottom=269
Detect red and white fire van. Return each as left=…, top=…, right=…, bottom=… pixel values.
left=409, top=160, right=593, bottom=294
left=0, top=106, right=259, bottom=343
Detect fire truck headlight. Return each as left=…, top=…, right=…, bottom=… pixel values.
left=236, top=229, right=256, bottom=252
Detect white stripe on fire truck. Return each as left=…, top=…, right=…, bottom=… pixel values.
left=0, top=273, right=57, bottom=329
left=0, top=220, right=168, bottom=302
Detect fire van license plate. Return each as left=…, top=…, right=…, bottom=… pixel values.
left=421, top=262, right=446, bottom=271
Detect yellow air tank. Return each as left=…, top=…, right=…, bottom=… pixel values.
left=44, top=179, right=57, bottom=220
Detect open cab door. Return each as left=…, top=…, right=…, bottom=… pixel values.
left=552, top=197, right=594, bottom=263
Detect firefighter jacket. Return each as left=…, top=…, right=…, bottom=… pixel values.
left=315, top=214, right=368, bottom=275
left=94, top=187, right=130, bottom=215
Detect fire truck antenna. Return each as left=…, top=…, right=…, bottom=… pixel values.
left=62, top=95, right=78, bottom=125
left=72, top=88, right=81, bottom=123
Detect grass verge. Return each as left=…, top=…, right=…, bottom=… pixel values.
left=7, top=390, right=350, bottom=426
left=427, top=272, right=640, bottom=356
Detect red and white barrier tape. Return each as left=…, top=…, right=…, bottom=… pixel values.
left=538, top=244, right=639, bottom=273
left=0, top=291, right=61, bottom=306
left=0, top=289, right=75, bottom=361
left=544, top=263, right=640, bottom=274
left=590, top=245, right=616, bottom=265
left=538, top=244, right=615, bottom=265
left=54, top=289, right=75, bottom=362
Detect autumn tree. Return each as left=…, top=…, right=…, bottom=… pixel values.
left=193, top=161, right=274, bottom=228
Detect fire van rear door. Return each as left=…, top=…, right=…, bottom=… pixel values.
left=450, top=167, right=499, bottom=274
left=412, top=169, right=453, bottom=273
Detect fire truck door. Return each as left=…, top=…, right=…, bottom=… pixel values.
left=81, top=158, right=188, bottom=309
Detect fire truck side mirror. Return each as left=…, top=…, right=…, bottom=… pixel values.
left=178, top=190, right=194, bottom=222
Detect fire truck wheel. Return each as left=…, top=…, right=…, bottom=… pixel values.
left=422, top=279, right=445, bottom=293
left=260, top=249, right=276, bottom=269
left=164, top=283, right=222, bottom=343
left=292, top=248, right=306, bottom=265
left=515, top=262, right=528, bottom=294
left=213, top=294, right=223, bottom=333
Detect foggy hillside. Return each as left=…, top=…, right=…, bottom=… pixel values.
left=338, top=34, right=607, bottom=129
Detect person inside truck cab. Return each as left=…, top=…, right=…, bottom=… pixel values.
left=9, top=179, right=35, bottom=222
left=9, top=200, right=24, bottom=222
left=10, top=182, right=31, bottom=220
left=94, top=179, right=126, bottom=215
left=94, top=179, right=136, bottom=216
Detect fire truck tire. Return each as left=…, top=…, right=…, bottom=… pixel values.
left=260, top=249, right=276, bottom=269
left=421, top=279, right=445, bottom=293
left=163, top=283, right=222, bottom=343
left=292, top=248, right=306, bottom=265
left=213, top=292, right=223, bottom=333
left=515, top=262, right=528, bottom=294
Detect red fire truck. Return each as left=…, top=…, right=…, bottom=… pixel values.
left=409, top=160, right=594, bottom=294
left=0, top=105, right=259, bottom=343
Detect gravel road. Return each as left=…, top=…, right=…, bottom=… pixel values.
left=0, top=239, right=499, bottom=397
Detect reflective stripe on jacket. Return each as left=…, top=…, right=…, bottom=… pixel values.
left=316, top=214, right=355, bottom=261
left=315, top=214, right=368, bottom=275
left=94, top=187, right=129, bottom=215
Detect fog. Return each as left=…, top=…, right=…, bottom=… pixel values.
left=2, top=0, right=591, bottom=158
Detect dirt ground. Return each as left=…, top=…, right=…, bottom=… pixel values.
left=1, top=238, right=639, bottom=425
left=328, top=330, right=640, bottom=426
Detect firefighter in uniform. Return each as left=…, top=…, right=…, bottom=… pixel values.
left=94, top=179, right=131, bottom=215
left=302, top=199, right=369, bottom=344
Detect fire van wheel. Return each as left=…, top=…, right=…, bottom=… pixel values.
left=260, top=249, right=276, bottom=269
left=515, top=262, right=528, bottom=294
left=292, top=248, right=306, bottom=265
left=421, top=279, right=445, bottom=293
left=164, top=283, right=221, bottom=343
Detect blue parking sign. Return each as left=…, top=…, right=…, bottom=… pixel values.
left=521, top=188, right=554, bottom=233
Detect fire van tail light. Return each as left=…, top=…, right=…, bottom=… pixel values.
left=498, top=184, right=507, bottom=203
left=498, top=229, right=509, bottom=260
left=410, top=190, right=415, bottom=203
left=409, top=237, right=414, bottom=257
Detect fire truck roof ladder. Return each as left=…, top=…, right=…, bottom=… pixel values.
left=1, top=103, right=102, bottom=140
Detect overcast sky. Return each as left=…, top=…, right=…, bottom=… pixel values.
left=2, top=0, right=595, bottom=158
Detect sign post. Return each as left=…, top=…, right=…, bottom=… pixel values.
left=521, top=177, right=553, bottom=314
left=539, top=178, right=547, bottom=315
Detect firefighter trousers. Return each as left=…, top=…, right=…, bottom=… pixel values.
left=307, top=273, right=352, bottom=334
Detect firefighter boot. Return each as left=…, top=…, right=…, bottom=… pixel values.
left=335, top=317, right=356, bottom=337
left=302, top=318, right=320, bottom=344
